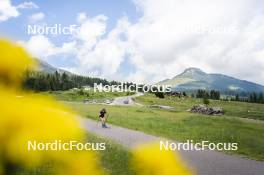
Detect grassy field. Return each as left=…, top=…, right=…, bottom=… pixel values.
left=87, top=134, right=134, bottom=175
left=65, top=95, right=264, bottom=161
left=136, top=94, right=264, bottom=120
left=37, top=89, right=134, bottom=102
left=17, top=133, right=134, bottom=175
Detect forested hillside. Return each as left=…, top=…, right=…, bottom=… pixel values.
left=23, top=71, right=118, bottom=91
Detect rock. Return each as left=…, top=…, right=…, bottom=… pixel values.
left=189, top=105, right=224, bottom=115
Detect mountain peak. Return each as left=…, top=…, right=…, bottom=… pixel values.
left=158, top=67, right=264, bottom=93
left=179, top=68, right=206, bottom=78
left=182, top=67, right=205, bottom=74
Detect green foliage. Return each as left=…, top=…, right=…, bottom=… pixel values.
left=229, top=92, right=264, bottom=104
left=196, top=89, right=220, bottom=100
left=196, top=89, right=209, bottom=98
left=154, top=92, right=165, bottom=98
left=194, top=89, right=263, bottom=104
left=23, top=71, right=112, bottom=92
left=203, top=97, right=210, bottom=106
left=87, top=134, right=134, bottom=175
left=235, top=94, right=240, bottom=101
left=210, top=90, right=220, bottom=100
left=249, top=92, right=264, bottom=104
left=38, top=89, right=134, bottom=102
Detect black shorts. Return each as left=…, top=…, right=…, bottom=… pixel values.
left=99, top=115, right=105, bottom=118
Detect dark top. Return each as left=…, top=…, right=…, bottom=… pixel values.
left=99, top=110, right=106, bottom=118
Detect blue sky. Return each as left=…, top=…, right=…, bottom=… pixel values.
left=0, top=0, right=139, bottom=71
left=2, top=0, right=139, bottom=38
left=1, top=0, right=264, bottom=84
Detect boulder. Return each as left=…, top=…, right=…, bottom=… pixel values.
left=189, top=105, right=224, bottom=115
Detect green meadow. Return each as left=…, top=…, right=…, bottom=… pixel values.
left=63, top=93, right=264, bottom=161
left=87, top=134, right=134, bottom=175
left=136, top=94, right=264, bottom=121
left=38, top=89, right=134, bottom=102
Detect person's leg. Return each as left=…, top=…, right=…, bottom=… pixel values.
left=101, top=117, right=106, bottom=127
left=100, top=117, right=104, bottom=127
left=103, top=117, right=107, bottom=127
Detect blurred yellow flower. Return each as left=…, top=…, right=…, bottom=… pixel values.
left=0, top=39, right=35, bottom=88
left=56, top=151, right=103, bottom=175
left=0, top=88, right=80, bottom=165
left=0, top=39, right=102, bottom=175
left=131, top=144, right=193, bottom=175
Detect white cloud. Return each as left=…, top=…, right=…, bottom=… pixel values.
left=122, top=0, right=264, bottom=84
left=77, top=12, right=88, bottom=23
left=0, top=0, right=39, bottom=22
left=28, top=12, right=45, bottom=23
left=19, top=1, right=264, bottom=84
left=73, top=16, right=129, bottom=79
left=69, top=0, right=264, bottom=84
left=18, top=35, right=77, bottom=60
left=0, top=0, right=19, bottom=22
left=18, top=35, right=57, bottom=58
left=17, top=1, right=38, bottom=9
left=75, top=14, right=108, bottom=48
left=20, top=13, right=129, bottom=81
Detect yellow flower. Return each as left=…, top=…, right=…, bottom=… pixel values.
left=0, top=39, right=35, bottom=88
left=0, top=39, right=102, bottom=175
left=0, top=87, right=104, bottom=174
left=0, top=88, right=79, bottom=165
left=131, top=144, right=193, bottom=175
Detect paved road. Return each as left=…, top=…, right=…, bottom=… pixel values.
left=79, top=118, right=264, bottom=175
left=110, top=92, right=144, bottom=106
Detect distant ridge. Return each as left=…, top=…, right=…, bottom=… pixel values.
left=158, top=68, right=264, bottom=93
left=34, top=58, right=72, bottom=75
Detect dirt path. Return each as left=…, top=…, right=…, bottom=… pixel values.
left=79, top=118, right=264, bottom=175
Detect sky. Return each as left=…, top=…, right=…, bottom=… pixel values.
left=0, top=0, right=264, bottom=85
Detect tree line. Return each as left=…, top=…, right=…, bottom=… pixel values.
left=23, top=71, right=116, bottom=91
left=196, top=89, right=220, bottom=100
left=227, top=92, right=264, bottom=104
left=248, top=92, right=264, bottom=103
left=195, top=89, right=264, bottom=104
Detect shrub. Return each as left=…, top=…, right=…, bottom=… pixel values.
left=155, top=92, right=165, bottom=98
left=203, top=97, right=210, bottom=106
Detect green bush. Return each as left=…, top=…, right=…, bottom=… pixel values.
left=203, top=97, right=210, bottom=106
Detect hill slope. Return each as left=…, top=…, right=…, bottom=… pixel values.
left=34, top=59, right=72, bottom=75
left=158, top=68, right=264, bottom=93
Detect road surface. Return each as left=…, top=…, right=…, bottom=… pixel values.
left=110, top=92, right=144, bottom=106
